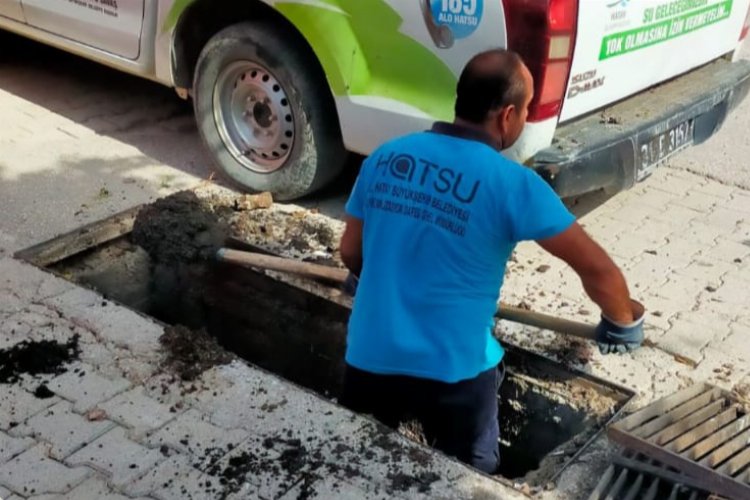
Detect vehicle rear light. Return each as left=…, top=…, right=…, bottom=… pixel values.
left=740, top=2, right=750, bottom=40
left=548, top=36, right=571, bottom=59
left=502, top=0, right=579, bottom=122
left=538, top=61, right=570, bottom=104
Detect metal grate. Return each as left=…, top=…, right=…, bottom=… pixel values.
left=608, top=383, right=750, bottom=500
left=588, top=452, right=718, bottom=500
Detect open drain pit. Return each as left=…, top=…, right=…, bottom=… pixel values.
left=17, top=197, right=634, bottom=489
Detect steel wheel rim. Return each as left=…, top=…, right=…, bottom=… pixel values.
left=213, top=61, right=295, bottom=174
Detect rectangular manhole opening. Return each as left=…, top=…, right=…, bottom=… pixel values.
left=17, top=204, right=633, bottom=488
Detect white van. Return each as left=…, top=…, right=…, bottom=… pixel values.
left=1, top=0, right=749, bottom=200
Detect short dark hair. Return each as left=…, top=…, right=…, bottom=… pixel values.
left=454, top=49, right=527, bottom=123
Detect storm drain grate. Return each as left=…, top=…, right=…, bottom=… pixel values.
left=588, top=452, right=717, bottom=500
left=608, top=383, right=750, bottom=499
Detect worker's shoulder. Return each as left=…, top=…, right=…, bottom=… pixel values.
left=365, top=132, right=535, bottom=179
left=494, top=159, right=548, bottom=191
left=368, top=130, right=502, bottom=161
left=368, top=131, right=433, bottom=155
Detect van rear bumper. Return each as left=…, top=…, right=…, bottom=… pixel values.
left=533, top=57, right=750, bottom=198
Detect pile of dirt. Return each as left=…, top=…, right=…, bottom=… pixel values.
left=159, top=325, right=233, bottom=381
left=205, top=449, right=264, bottom=497
left=508, top=370, right=617, bottom=419
left=33, top=384, right=55, bottom=399
left=387, top=471, right=441, bottom=494
left=200, top=437, right=325, bottom=498
left=131, top=191, right=229, bottom=264
left=0, top=336, right=81, bottom=384
left=225, top=208, right=343, bottom=263
left=192, top=423, right=440, bottom=499
left=186, top=191, right=343, bottom=263
left=200, top=436, right=326, bottom=498
left=398, top=420, right=429, bottom=445
left=547, top=338, right=595, bottom=367
left=132, top=189, right=342, bottom=266
left=562, top=379, right=618, bottom=416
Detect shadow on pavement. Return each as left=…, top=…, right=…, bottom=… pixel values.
left=0, top=31, right=624, bottom=226
left=0, top=31, right=356, bottom=219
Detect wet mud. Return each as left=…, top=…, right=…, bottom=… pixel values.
left=131, top=190, right=229, bottom=264
left=159, top=325, right=233, bottom=382
left=0, top=336, right=80, bottom=385
left=194, top=423, right=440, bottom=499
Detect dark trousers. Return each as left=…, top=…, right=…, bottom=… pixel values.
left=341, top=363, right=504, bottom=474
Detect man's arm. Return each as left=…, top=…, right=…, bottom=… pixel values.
left=340, top=216, right=364, bottom=276
left=537, top=222, right=634, bottom=323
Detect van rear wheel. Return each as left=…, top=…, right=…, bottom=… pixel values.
left=193, top=21, right=346, bottom=200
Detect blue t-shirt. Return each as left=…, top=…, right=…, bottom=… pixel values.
left=345, top=123, right=575, bottom=383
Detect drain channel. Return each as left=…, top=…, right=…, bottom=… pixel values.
left=589, top=451, right=713, bottom=500
left=609, top=382, right=750, bottom=499
left=17, top=202, right=634, bottom=486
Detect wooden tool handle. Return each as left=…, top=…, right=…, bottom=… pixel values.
left=217, top=247, right=598, bottom=340
left=494, top=305, right=598, bottom=341
left=216, top=248, right=349, bottom=284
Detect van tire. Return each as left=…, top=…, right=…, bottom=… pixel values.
left=193, top=21, right=346, bottom=201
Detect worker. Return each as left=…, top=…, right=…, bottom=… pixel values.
left=338, top=49, right=644, bottom=474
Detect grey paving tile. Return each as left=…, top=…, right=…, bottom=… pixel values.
left=65, top=427, right=163, bottom=488
left=0, top=444, right=90, bottom=495
left=0, top=430, right=34, bottom=464
left=16, top=400, right=115, bottom=459
left=99, top=387, right=175, bottom=436
left=45, top=364, right=131, bottom=413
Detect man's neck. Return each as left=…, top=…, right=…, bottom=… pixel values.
left=453, top=118, right=502, bottom=150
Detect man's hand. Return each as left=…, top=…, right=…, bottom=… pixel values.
left=596, top=299, right=645, bottom=354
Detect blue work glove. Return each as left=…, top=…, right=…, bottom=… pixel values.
left=596, top=300, right=645, bottom=355
left=342, top=272, right=359, bottom=297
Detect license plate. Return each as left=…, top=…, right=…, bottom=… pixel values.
left=637, top=120, right=694, bottom=181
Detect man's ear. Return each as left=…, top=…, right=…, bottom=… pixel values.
left=498, top=104, right=516, bottom=133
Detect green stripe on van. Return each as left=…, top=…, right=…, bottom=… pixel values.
left=600, top=0, right=733, bottom=60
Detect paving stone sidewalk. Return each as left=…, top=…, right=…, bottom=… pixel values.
left=0, top=165, right=747, bottom=500
left=1, top=34, right=749, bottom=500
left=500, top=165, right=750, bottom=408
left=0, top=258, right=520, bottom=500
